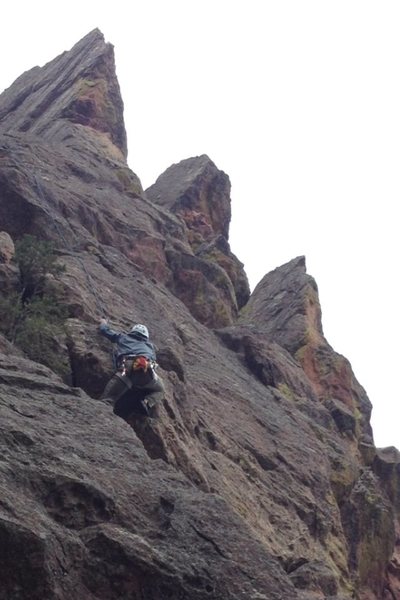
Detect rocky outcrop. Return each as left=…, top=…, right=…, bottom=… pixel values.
left=233, top=256, right=399, bottom=598
left=238, top=256, right=373, bottom=442
left=0, top=30, right=399, bottom=600
left=0, top=28, right=127, bottom=159
left=146, top=155, right=231, bottom=241
left=0, top=230, right=18, bottom=292
left=147, top=156, right=250, bottom=323
left=0, top=230, right=14, bottom=263
left=0, top=347, right=302, bottom=600
left=0, top=33, right=247, bottom=329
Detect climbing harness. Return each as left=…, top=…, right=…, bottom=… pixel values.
left=119, top=355, right=155, bottom=375
left=119, top=355, right=156, bottom=386
left=132, top=356, right=152, bottom=372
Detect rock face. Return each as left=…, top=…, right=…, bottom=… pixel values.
left=0, top=30, right=399, bottom=600
left=0, top=29, right=127, bottom=157
left=0, top=231, right=14, bottom=263
left=146, top=156, right=250, bottom=323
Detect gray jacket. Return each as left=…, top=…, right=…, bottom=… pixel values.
left=99, top=323, right=157, bottom=363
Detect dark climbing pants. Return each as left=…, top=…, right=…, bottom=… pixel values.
left=101, top=371, right=165, bottom=408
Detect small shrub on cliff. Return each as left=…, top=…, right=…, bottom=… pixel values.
left=0, top=291, right=21, bottom=339
left=13, top=294, right=69, bottom=375
left=15, top=234, right=64, bottom=299
left=0, top=235, right=69, bottom=375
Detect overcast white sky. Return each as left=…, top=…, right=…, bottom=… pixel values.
left=1, top=1, right=399, bottom=449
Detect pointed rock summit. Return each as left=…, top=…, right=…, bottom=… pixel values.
left=0, top=29, right=127, bottom=157
left=146, top=154, right=231, bottom=240
left=147, top=154, right=250, bottom=320
left=240, top=255, right=322, bottom=353
left=0, top=30, right=399, bottom=600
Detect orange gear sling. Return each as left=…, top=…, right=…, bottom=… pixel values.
left=133, top=356, right=150, bottom=372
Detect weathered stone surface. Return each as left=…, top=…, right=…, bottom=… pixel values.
left=373, top=447, right=400, bottom=511
left=0, top=351, right=302, bottom=600
left=0, top=230, right=14, bottom=263
left=147, top=155, right=250, bottom=321
left=239, top=255, right=322, bottom=354
left=0, top=37, right=247, bottom=330
left=196, top=234, right=249, bottom=309
left=239, top=256, right=373, bottom=444
left=146, top=155, right=231, bottom=240
left=0, top=30, right=399, bottom=600
left=340, top=468, right=395, bottom=599
left=0, top=231, right=19, bottom=295
left=216, top=323, right=318, bottom=400
left=165, top=247, right=238, bottom=327
left=0, top=29, right=128, bottom=159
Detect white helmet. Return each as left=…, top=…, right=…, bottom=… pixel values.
left=130, top=323, right=149, bottom=339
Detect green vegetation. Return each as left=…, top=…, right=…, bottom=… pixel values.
left=15, top=234, right=64, bottom=297
left=0, top=235, right=69, bottom=375
left=276, top=382, right=296, bottom=401
left=115, top=167, right=142, bottom=196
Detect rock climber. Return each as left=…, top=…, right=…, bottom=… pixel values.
left=99, top=318, right=164, bottom=417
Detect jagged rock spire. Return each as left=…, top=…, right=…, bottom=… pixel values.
left=0, top=29, right=127, bottom=157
